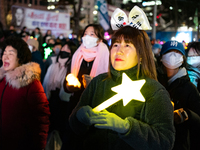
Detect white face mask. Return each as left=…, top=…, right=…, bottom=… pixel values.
left=82, top=35, right=98, bottom=49
left=59, top=35, right=63, bottom=40
left=152, top=48, right=159, bottom=55
left=187, top=56, right=200, bottom=68
left=28, top=45, right=33, bottom=52
left=161, top=52, right=183, bottom=69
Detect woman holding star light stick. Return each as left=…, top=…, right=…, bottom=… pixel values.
left=69, top=6, right=175, bottom=150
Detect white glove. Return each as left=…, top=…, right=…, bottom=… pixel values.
left=90, top=110, right=130, bottom=134
left=76, top=105, right=97, bottom=126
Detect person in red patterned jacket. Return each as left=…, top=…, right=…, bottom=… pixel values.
left=0, top=36, right=50, bottom=150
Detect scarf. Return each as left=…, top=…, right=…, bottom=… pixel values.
left=43, top=57, right=68, bottom=99
left=71, top=42, right=109, bottom=77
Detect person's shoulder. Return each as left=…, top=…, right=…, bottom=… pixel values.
left=181, top=75, right=199, bottom=90
left=28, top=78, right=44, bottom=91
left=89, top=73, right=109, bottom=85
left=141, top=77, right=171, bottom=103
left=142, top=77, right=167, bottom=95
left=176, top=75, right=195, bottom=87
left=93, top=72, right=108, bottom=80
left=144, top=77, right=165, bottom=88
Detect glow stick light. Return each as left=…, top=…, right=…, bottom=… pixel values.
left=44, top=47, right=52, bottom=59
left=93, top=73, right=146, bottom=112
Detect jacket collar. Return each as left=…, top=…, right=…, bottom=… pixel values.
left=0, top=62, right=41, bottom=89
left=110, top=65, right=139, bottom=82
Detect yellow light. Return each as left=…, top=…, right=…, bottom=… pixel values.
left=93, top=73, right=146, bottom=112
left=66, top=73, right=81, bottom=88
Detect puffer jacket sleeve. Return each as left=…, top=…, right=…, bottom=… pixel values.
left=27, top=79, right=50, bottom=149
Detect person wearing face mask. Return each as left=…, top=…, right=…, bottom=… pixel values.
left=27, top=38, right=45, bottom=83
left=186, top=42, right=200, bottom=92
left=152, top=43, right=162, bottom=60
left=185, top=41, right=200, bottom=150
left=44, top=42, right=62, bottom=73
left=43, top=41, right=77, bottom=149
left=57, top=33, right=66, bottom=46
left=63, top=24, right=109, bottom=149
left=157, top=40, right=200, bottom=150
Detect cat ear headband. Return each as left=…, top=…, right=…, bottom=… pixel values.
left=111, top=6, right=151, bottom=30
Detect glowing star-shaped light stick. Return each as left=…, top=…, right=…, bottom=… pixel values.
left=93, top=73, right=146, bottom=112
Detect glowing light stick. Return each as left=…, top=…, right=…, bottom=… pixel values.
left=93, top=73, right=146, bottom=112
left=44, top=47, right=52, bottom=59
left=66, top=73, right=81, bottom=88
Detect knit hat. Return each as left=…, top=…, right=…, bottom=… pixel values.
left=27, top=39, right=39, bottom=50
left=160, top=40, right=185, bottom=56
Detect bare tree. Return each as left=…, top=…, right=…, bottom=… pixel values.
left=58, top=0, right=83, bottom=37
left=72, top=0, right=83, bottom=37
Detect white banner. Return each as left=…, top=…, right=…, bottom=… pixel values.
left=97, top=0, right=110, bottom=30
left=11, top=5, right=71, bottom=37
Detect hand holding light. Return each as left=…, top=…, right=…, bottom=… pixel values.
left=66, top=73, right=81, bottom=91
left=90, top=110, right=130, bottom=134
left=82, top=74, right=93, bottom=88
left=174, top=108, right=188, bottom=124
left=76, top=105, right=98, bottom=126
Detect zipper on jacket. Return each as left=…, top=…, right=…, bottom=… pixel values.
left=0, top=82, right=8, bottom=148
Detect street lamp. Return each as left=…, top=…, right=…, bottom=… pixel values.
left=152, top=0, right=157, bottom=39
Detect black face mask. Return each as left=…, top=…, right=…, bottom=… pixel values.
left=59, top=51, right=70, bottom=59
left=47, top=44, right=54, bottom=48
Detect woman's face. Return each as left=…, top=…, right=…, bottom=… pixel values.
left=83, top=26, right=98, bottom=38
left=187, top=48, right=199, bottom=57
left=111, top=39, right=138, bottom=71
left=2, top=46, right=19, bottom=72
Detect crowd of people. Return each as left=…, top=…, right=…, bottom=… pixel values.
left=0, top=5, right=200, bottom=150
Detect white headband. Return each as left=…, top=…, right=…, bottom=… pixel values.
left=111, top=6, right=151, bottom=30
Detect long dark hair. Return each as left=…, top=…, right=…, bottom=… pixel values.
left=109, top=26, right=157, bottom=80
left=56, top=40, right=78, bottom=66
left=186, top=42, right=200, bottom=56
left=81, top=24, right=104, bottom=40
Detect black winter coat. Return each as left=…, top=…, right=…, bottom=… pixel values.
left=164, top=75, right=200, bottom=150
